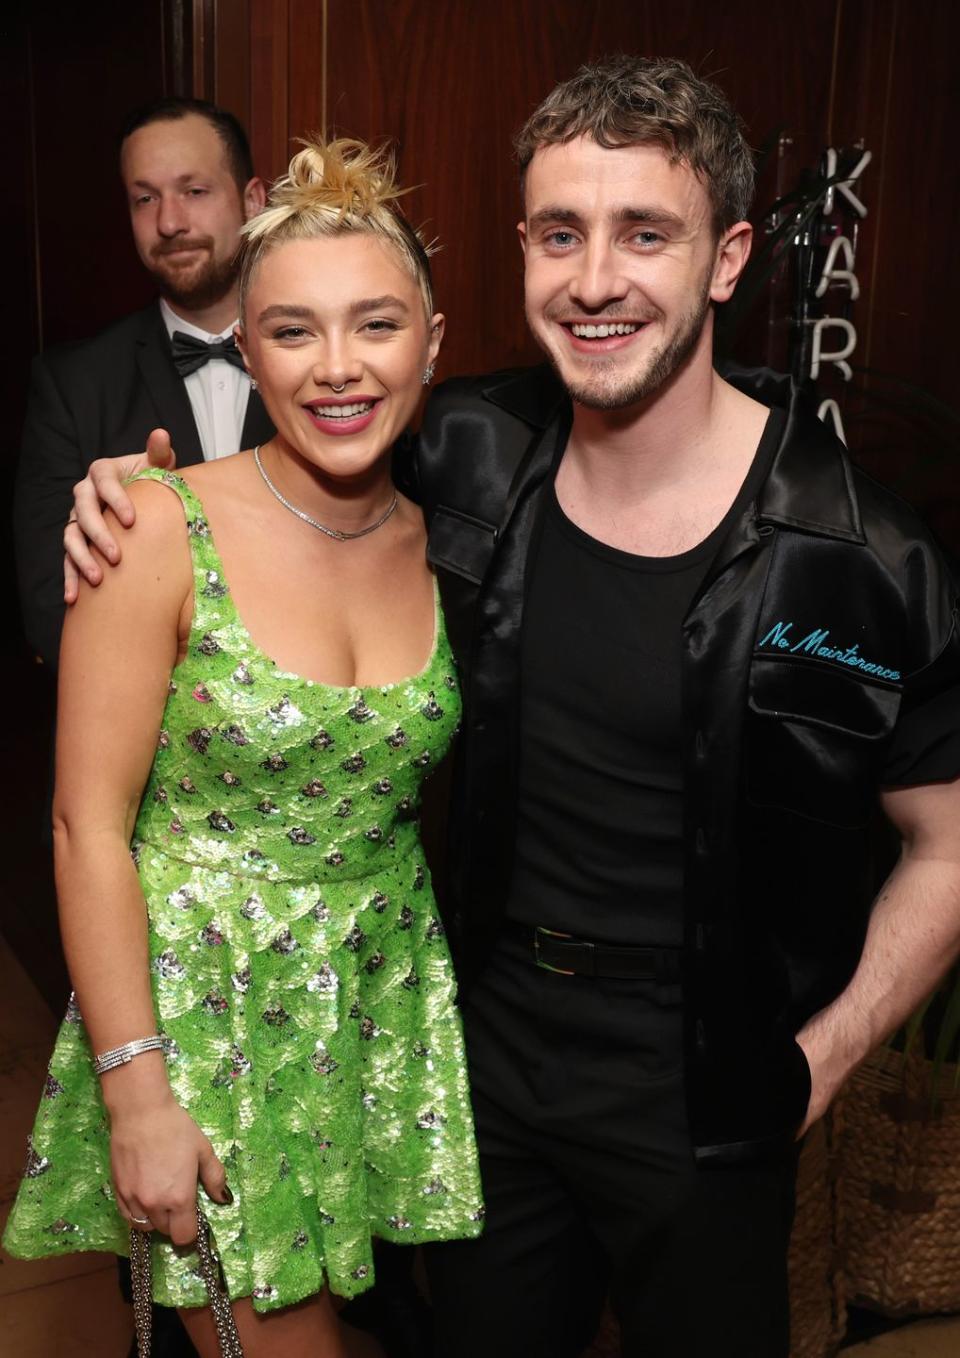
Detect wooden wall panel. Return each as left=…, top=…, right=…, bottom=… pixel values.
left=249, top=0, right=292, bottom=185
left=29, top=0, right=169, bottom=347
left=823, top=0, right=960, bottom=549
left=212, top=0, right=252, bottom=125
left=853, top=0, right=959, bottom=405
left=192, top=0, right=216, bottom=96
left=287, top=0, right=326, bottom=145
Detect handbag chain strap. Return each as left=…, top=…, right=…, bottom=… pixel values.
left=130, top=1206, right=244, bottom=1357
left=129, top=1226, right=153, bottom=1358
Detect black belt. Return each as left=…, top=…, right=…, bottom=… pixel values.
left=506, top=923, right=682, bottom=982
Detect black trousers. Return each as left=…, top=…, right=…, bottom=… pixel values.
left=425, top=936, right=798, bottom=1358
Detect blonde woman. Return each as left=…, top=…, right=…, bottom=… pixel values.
left=4, top=139, right=483, bottom=1358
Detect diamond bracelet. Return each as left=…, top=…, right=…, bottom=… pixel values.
left=93, top=1035, right=164, bottom=1076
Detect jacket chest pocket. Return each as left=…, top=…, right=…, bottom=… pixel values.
left=745, top=657, right=902, bottom=827
left=427, top=506, right=499, bottom=670
left=427, top=505, right=498, bottom=584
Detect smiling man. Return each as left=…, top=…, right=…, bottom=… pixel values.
left=411, top=57, right=960, bottom=1358
left=63, top=56, right=960, bottom=1358
left=15, top=97, right=270, bottom=670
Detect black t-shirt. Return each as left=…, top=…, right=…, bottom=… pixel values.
left=505, top=410, right=785, bottom=946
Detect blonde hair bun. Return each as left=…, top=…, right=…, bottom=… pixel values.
left=250, top=138, right=405, bottom=237
left=239, top=136, right=435, bottom=316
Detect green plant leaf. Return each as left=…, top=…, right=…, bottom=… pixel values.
left=904, top=993, right=935, bottom=1053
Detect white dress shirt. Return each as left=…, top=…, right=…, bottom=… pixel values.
left=160, top=298, right=251, bottom=461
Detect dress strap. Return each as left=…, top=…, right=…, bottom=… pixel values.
left=126, top=467, right=206, bottom=521
left=126, top=469, right=236, bottom=635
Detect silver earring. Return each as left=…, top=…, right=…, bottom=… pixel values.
left=422, top=363, right=435, bottom=386
left=250, top=378, right=258, bottom=391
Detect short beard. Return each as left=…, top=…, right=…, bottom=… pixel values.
left=542, top=275, right=712, bottom=412
left=147, top=246, right=240, bottom=313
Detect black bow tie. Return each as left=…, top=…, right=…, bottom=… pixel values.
left=170, top=330, right=247, bottom=377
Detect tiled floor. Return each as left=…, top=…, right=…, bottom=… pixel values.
left=3, top=929, right=960, bottom=1357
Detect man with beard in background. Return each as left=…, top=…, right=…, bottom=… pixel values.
left=15, top=97, right=271, bottom=670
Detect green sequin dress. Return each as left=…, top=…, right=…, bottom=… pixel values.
left=3, top=469, right=483, bottom=1311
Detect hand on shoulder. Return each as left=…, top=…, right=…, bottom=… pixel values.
left=66, top=474, right=194, bottom=669
left=63, top=428, right=178, bottom=602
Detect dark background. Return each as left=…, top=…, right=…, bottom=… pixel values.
left=3, top=0, right=959, bottom=1007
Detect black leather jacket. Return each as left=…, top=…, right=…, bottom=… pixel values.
left=408, top=362, right=960, bottom=1164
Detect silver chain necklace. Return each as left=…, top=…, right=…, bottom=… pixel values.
left=253, top=445, right=398, bottom=542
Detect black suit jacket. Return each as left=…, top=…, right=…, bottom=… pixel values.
left=14, top=301, right=275, bottom=668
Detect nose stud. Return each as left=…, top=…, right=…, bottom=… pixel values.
left=330, top=382, right=346, bottom=393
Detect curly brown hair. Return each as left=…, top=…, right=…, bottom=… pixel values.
left=514, top=55, right=755, bottom=233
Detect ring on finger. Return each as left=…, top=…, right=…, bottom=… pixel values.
left=130, top=1214, right=152, bottom=1229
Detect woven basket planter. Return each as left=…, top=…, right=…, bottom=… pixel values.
left=789, top=1111, right=847, bottom=1358
left=582, top=1114, right=845, bottom=1358
left=838, top=1043, right=960, bottom=1315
